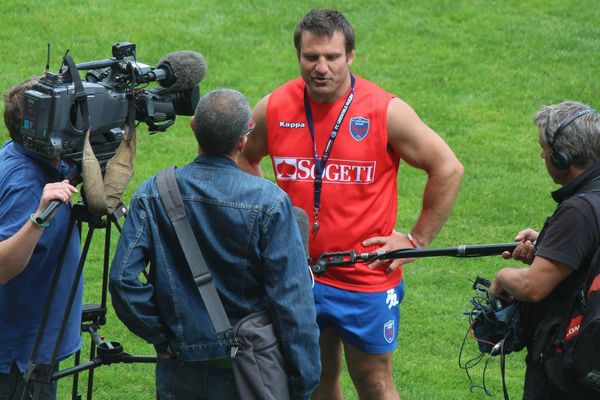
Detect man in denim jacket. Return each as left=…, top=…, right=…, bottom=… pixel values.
left=109, top=89, right=321, bottom=400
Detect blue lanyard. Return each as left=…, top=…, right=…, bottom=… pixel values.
left=303, top=73, right=356, bottom=234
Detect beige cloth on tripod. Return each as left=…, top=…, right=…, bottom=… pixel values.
left=81, top=126, right=136, bottom=216
left=104, top=126, right=136, bottom=214
left=81, top=130, right=107, bottom=215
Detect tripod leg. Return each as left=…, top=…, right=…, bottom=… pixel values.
left=71, top=350, right=81, bottom=400
left=18, top=380, right=42, bottom=400
left=86, top=337, right=97, bottom=400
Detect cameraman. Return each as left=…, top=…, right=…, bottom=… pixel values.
left=490, top=102, right=600, bottom=399
left=109, top=89, right=321, bottom=400
left=0, top=78, right=82, bottom=399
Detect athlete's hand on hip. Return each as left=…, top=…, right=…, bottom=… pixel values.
left=362, top=230, right=416, bottom=274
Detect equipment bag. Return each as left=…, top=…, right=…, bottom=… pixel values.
left=156, top=167, right=290, bottom=400
left=469, top=276, right=527, bottom=355
left=230, top=311, right=290, bottom=400
left=564, top=274, right=600, bottom=391
left=540, top=193, right=600, bottom=394
left=542, top=269, right=600, bottom=394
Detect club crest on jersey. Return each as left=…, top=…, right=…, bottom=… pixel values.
left=349, top=116, right=370, bottom=141
left=383, top=320, right=395, bottom=344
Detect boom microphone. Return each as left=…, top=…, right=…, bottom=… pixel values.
left=155, top=51, right=207, bottom=92
left=311, top=243, right=519, bottom=275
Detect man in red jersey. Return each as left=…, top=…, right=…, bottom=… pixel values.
left=239, top=9, right=463, bottom=400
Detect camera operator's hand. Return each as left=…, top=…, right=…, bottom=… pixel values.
left=502, top=229, right=537, bottom=265
left=364, top=230, right=417, bottom=274
left=490, top=279, right=514, bottom=304
left=32, top=180, right=78, bottom=222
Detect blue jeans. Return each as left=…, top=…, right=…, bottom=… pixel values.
left=0, top=364, right=57, bottom=400
left=156, top=358, right=239, bottom=400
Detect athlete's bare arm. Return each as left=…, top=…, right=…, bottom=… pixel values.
left=364, top=97, right=463, bottom=273
left=239, top=94, right=271, bottom=177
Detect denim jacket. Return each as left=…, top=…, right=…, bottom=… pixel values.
left=109, top=156, right=320, bottom=399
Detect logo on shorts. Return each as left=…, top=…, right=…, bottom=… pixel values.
left=383, top=320, right=395, bottom=344
left=386, top=288, right=399, bottom=309
left=349, top=116, right=370, bottom=141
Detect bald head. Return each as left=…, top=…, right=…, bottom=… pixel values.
left=192, top=89, right=252, bottom=157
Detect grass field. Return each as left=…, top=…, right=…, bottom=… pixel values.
left=1, top=1, right=600, bottom=399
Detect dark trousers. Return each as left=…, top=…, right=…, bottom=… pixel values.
left=523, top=360, right=600, bottom=400
left=523, top=361, right=555, bottom=400
left=0, top=363, right=57, bottom=400
left=156, top=357, right=239, bottom=400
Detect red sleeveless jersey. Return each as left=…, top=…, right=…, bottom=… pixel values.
left=266, top=76, right=401, bottom=292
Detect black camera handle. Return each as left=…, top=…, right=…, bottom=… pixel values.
left=310, top=242, right=518, bottom=275
left=35, top=167, right=81, bottom=224
left=63, top=54, right=90, bottom=133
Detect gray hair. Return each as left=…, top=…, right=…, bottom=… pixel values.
left=193, top=89, right=251, bottom=156
left=534, top=101, right=600, bottom=168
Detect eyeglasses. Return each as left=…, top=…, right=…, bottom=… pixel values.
left=242, top=119, right=256, bottom=137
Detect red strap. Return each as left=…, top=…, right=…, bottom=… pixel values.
left=589, top=273, right=600, bottom=295
left=564, top=314, right=583, bottom=342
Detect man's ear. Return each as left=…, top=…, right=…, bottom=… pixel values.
left=190, top=116, right=196, bottom=132
left=236, top=135, right=249, bottom=153
left=347, top=49, right=355, bottom=66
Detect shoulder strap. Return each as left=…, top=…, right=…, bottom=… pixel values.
left=155, top=166, right=232, bottom=335
left=578, top=175, right=600, bottom=194
left=574, top=191, right=600, bottom=290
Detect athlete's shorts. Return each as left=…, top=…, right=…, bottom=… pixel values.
left=313, top=280, right=405, bottom=354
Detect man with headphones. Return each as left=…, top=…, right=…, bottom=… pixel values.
left=490, top=101, right=600, bottom=399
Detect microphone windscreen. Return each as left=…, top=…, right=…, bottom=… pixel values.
left=294, top=206, right=310, bottom=261
left=157, top=51, right=207, bottom=92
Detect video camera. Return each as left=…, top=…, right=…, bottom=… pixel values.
left=20, top=41, right=205, bottom=164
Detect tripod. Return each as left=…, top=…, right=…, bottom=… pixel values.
left=22, top=201, right=156, bottom=400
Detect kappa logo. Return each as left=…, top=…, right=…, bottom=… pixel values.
left=383, top=320, right=395, bottom=344
left=349, top=116, right=370, bottom=141
left=273, top=157, right=376, bottom=184
left=279, top=121, right=306, bottom=129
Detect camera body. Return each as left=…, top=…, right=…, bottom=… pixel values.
left=21, top=42, right=199, bottom=161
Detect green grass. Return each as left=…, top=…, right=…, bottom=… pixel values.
left=1, top=1, right=600, bottom=399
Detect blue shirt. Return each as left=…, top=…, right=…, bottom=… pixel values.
left=0, top=141, right=82, bottom=373
left=110, top=156, right=321, bottom=400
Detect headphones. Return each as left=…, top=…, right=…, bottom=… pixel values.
left=544, top=108, right=597, bottom=170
